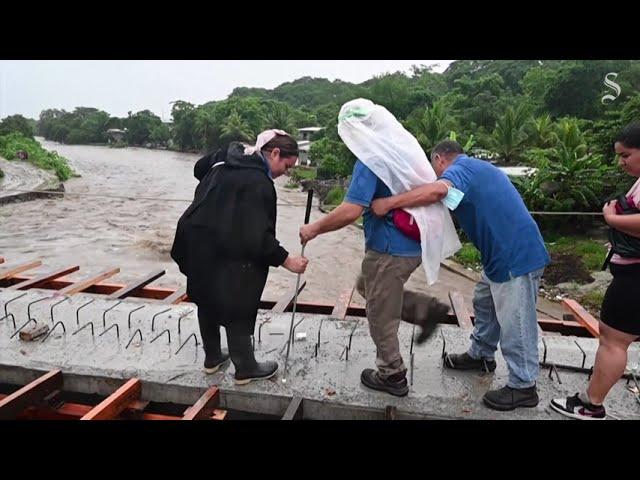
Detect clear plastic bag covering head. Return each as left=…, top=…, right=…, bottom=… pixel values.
left=338, top=98, right=461, bottom=285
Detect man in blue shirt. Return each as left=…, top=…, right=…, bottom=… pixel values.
left=300, top=159, right=449, bottom=397
left=372, top=140, right=550, bottom=411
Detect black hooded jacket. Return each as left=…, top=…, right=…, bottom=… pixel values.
left=171, top=142, right=288, bottom=332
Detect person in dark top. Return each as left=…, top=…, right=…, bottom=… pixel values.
left=171, top=130, right=308, bottom=384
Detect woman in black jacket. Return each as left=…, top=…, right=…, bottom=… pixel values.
left=171, top=130, right=308, bottom=384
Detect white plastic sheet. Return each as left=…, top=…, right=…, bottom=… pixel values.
left=338, top=98, right=461, bottom=285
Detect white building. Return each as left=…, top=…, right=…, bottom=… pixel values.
left=297, top=127, right=324, bottom=166
left=298, top=127, right=324, bottom=142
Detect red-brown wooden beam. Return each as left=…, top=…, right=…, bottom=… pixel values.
left=449, top=291, right=474, bottom=330
left=59, top=268, right=120, bottom=296
left=162, top=285, right=187, bottom=304
left=562, top=299, right=600, bottom=337
left=107, top=269, right=165, bottom=300
left=330, top=286, right=355, bottom=321
left=0, top=260, right=42, bottom=281
left=10, top=266, right=80, bottom=290
left=272, top=280, right=307, bottom=314
left=0, top=369, right=63, bottom=420
left=80, top=378, right=141, bottom=420
left=182, top=386, right=220, bottom=420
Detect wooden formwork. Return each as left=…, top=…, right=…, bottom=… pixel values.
left=0, top=255, right=600, bottom=337
left=0, top=369, right=227, bottom=421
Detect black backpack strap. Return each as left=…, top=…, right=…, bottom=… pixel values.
left=602, top=247, right=615, bottom=271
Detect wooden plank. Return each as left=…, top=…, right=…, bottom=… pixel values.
left=80, top=378, right=141, bottom=420
left=10, top=266, right=79, bottom=290
left=272, top=279, right=307, bottom=314
left=182, top=386, right=220, bottom=420
left=0, top=370, right=63, bottom=420
left=163, top=285, right=187, bottom=304
left=330, top=286, right=355, bottom=320
left=5, top=274, right=180, bottom=299
left=108, top=269, right=166, bottom=300
left=449, top=291, right=473, bottom=330
left=59, top=268, right=120, bottom=296
left=537, top=317, right=583, bottom=329
left=281, top=396, right=303, bottom=420
left=562, top=299, right=600, bottom=337
left=0, top=260, right=42, bottom=281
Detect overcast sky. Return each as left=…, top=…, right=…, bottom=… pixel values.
left=0, top=60, right=454, bottom=121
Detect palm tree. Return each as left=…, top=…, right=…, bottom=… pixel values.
left=220, top=110, right=254, bottom=144
left=491, top=103, right=531, bottom=163
left=529, top=114, right=554, bottom=148
left=407, top=100, right=455, bottom=152
left=263, top=103, right=296, bottom=134
left=553, top=118, right=587, bottom=156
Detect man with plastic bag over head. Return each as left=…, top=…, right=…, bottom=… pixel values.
left=299, top=99, right=461, bottom=397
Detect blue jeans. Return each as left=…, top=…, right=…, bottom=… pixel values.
left=467, top=268, right=544, bottom=389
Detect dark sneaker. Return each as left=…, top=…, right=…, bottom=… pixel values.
left=483, top=384, right=539, bottom=411
left=550, top=393, right=606, bottom=420
left=203, top=349, right=230, bottom=374
left=444, top=352, right=496, bottom=372
left=234, top=360, right=279, bottom=385
left=360, top=369, right=409, bottom=397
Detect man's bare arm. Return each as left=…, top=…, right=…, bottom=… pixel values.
left=371, top=181, right=450, bottom=216
left=300, top=201, right=364, bottom=244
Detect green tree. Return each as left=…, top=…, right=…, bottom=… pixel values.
left=170, top=101, right=199, bottom=150
left=149, top=123, right=171, bottom=147
left=309, top=137, right=356, bottom=178
left=262, top=101, right=297, bottom=134
left=405, top=100, right=455, bottom=152
left=444, top=73, right=507, bottom=131
left=78, top=110, right=110, bottom=143
left=193, top=108, right=219, bottom=151
left=124, top=110, right=163, bottom=146
left=367, top=72, right=414, bottom=119
left=0, top=114, right=35, bottom=138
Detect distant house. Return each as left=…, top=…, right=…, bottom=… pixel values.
left=297, top=140, right=311, bottom=166
left=106, top=128, right=126, bottom=143
left=297, top=127, right=324, bottom=166
left=297, top=127, right=324, bottom=142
